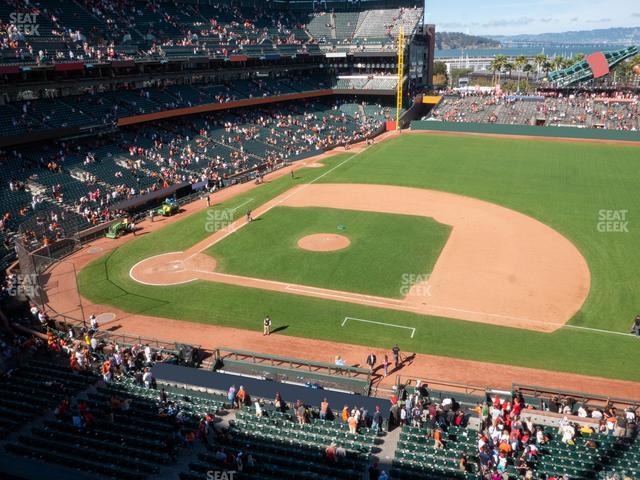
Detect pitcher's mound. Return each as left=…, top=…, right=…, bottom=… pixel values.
left=297, top=233, right=350, bottom=252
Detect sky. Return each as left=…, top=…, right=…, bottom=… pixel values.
left=427, top=0, right=640, bottom=36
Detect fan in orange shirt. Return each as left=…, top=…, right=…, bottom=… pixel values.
left=348, top=415, right=358, bottom=434
left=235, top=386, right=246, bottom=408
left=499, top=441, right=512, bottom=455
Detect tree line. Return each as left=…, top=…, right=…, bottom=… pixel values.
left=434, top=53, right=640, bottom=89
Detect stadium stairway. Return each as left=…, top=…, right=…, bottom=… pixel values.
left=208, top=137, right=266, bottom=165
left=374, top=425, right=403, bottom=477
left=329, top=12, right=337, bottom=40
left=391, top=424, right=480, bottom=480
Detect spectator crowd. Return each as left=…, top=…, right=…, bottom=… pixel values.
left=429, top=90, right=640, bottom=131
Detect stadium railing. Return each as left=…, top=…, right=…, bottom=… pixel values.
left=395, top=374, right=489, bottom=397
left=514, top=383, right=640, bottom=412
left=213, top=347, right=372, bottom=395
left=395, top=375, right=640, bottom=411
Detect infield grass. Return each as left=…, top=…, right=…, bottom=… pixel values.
left=78, top=135, right=640, bottom=382
left=205, top=206, right=450, bottom=298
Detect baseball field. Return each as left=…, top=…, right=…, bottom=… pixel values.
left=77, top=133, right=640, bottom=382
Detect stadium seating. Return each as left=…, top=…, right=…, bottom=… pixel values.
left=388, top=403, right=640, bottom=480
left=0, top=327, right=388, bottom=480
left=0, top=324, right=638, bottom=480
left=0, top=105, right=43, bottom=136
left=391, top=420, right=640, bottom=479
left=428, top=93, right=640, bottom=130
left=0, top=72, right=400, bottom=139
left=0, top=0, right=314, bottom=63
left=533, top=426, right=639, bottom=479
left=353, top=7, right=421, bottom=39
left=1, top=348, right=229, bottom=480
left=306, top=13, right=334, bottom=41
left=365, top=77, right=399, bottom=90
left=0, top=358, right=99, bottom=438
left=335, top=76, right=398, bottom=90
left=392, top=424, right=478, bottom=479
left=354, top=9, right=394, bottom=38
left=333, top=12, right=361, bottom=40
left=179, top=404, right=375, bottom=480
left=0, top=96, right=386, bottom=251
left=0, top=1, right=422, bottom=64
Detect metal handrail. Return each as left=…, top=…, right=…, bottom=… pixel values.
left=214, top=347, right=371, bottom=380
left=513, top=383, right=640, bottom=409
left=395, top=374, right=488, bottom=397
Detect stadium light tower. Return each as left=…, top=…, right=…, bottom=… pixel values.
left=395, top=25, right=405, bottom=130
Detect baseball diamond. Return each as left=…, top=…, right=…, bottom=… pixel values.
left=2, top=1, right=640, bottom=479
left=74, top=131, right=640, bottom=383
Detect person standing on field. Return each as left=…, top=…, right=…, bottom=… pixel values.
left=366, top=352, right=376, bottom=372
left=263, top=315, right=272, bottom=336
left=392, top=345, right=401, bottom=369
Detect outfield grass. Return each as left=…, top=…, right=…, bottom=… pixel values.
left=205, top=206, right=450, bottom=298
left=323, top=134, right=640, bottom=333
left=78, top=136, right=640, bottom=382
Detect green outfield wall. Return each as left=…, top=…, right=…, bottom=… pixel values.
left=411, top=121, right=640, bottom=142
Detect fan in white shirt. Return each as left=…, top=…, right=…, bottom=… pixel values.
left=143, top=369, right=153, bottom=388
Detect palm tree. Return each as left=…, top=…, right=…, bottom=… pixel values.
left=629, top=54, right=640, bottom=71
left=489, top=54, right=508, bottom=85
left=630, top=55, right=640, bottom=83
left=534, top=53, right=547, bottom=75
left=614, top=54, right=640, bottom=82
left=504, top=62, right=514, bottom=78
left=572, top=53, right=585, bottom=63
left=553, top=55, right=564, bottom=71
left=514, top=55, right=527, bottom=91
left=523, top=63, right=533, bottom=89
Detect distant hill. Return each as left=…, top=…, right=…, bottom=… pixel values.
left=435, top=32, right=501, bottom=50
left=491, top=27, right=640, bottom=45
